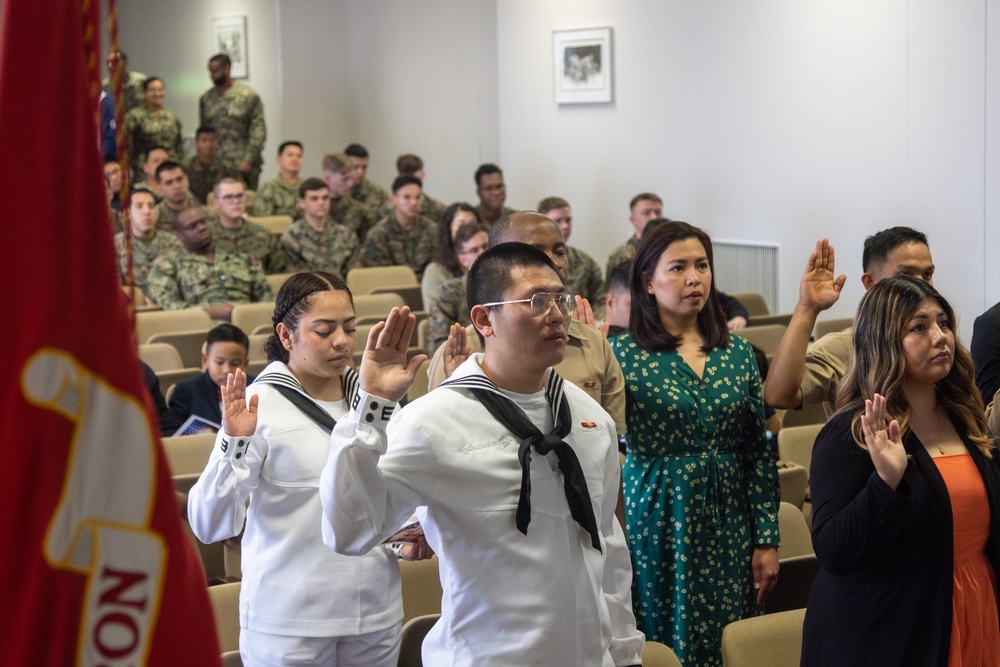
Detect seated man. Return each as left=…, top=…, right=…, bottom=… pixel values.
left=473, top=163, right=516, bottom=226
left=168, top=323, right=250, bottom=431
left=375, top=153, right=446, bottom=222
left=425, top=222, right=489, bottom=354
left=320, top=244, right=644, bottom=666
left=539, top=196, right=605, bottom=317
left=211, top=177, right=285, bottom=273
left=281, top=177, right=359, bottom=278
left=345, top=142, right=390, bottom=221
left=426, top=211, right=625, bottom=435
left=600, top=259, right=631, bottom=339
left=154, top=161, right=200, bottom=231
left=137, top=146, right=169, bottom=195
left=323, top=151, right=374, bottom=242
left=185, top=125, right=239, bottom=205
left=359, top=175, right=437, bottom=280
left=113, top=187, right=179, bottom=293
left=605, top=192, right=663, bottom=279
left=146, top=206, right=273, bottom=321
left=254, top=140, right=303, bottom=218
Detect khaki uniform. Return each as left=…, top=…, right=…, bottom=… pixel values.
left=280, top=219, right=359, bottom=279
left=426, top=321, right=626, bottom=435
left=605, top=236, right=638, bottom=280
left=329, top=195, right=374, bottom=242
left=375, top=192, right=447, bottom=224
left=359, top=214, right=438, bottom=281
left=146, top=249, right=273, bottom=311
left=211, top=218, right=285, bottom=274
left=566, top=245, right=606, bottom=319
left=350, top=178, right=390, bottom=222
left=102, top=70, right=146, bottom=114
left=800, top=327, right=852, bottom=419
left=255, top=176, right=302, bottom=218
left=474, top=203, right=517, bottom=227
left=186, top=156, right=239, bottom=204
left=155, top=192, right=201, bottom=232
left=124, top=106, right=183, bottom=180
left=426, top=275, right=469, bottom=355
left=114, top=230, right=181, bottom=292
left=198, top=82, right=266, bottom=189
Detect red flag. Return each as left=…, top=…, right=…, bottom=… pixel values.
left=0, top=1, right=221, bottom=664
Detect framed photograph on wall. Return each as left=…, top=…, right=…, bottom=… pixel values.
left=553, top=27, right=613, bottom=104
left=212, top=16, right=248, bottom=79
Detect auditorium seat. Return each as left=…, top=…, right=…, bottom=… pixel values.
left=231, top=302, right=277, bottom=336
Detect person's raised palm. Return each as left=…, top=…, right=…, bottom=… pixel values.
left=861, top=394, right=907, bottom=490
left=221, top=367, right=258, bottom=437
left=359, top=307, right=428, bottom=402
left=800, top=238, right=847, bottom=312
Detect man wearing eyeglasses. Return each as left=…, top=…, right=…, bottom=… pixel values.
left=153, top=161, right=200, bottom=232
left=474, top=163, right=517, bottom=226
left=210, top=178, right=285, bottom=274
left=321, top=243, right=645, bottom=666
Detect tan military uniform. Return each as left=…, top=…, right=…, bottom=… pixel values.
left=198, top=82, right=266, bottom=189
left=566, top=245, right=606, bottom=319
left=185, top=156, right=239, bottom=204
left=146, top=249, right=273, bottom=311
left=102, top=70, right=146, bottom=114
left=212, top=218, right=285, bottom=274
left=255, top=176, right=302, bottom=218
left=359, top=214, right=438, bottom=281
left=426, top=275, right=469, bottom=356
left=426, top=321, right=626, bottom=435
left=155, top=192, right=201, bottom=232
left=114, top=230, right=181, bottom=292
left=605, top=236, right=638, bottom=280
left=280, top=219, right=359, bottom=279
left=124, top=106, right=183, bottom=180
left=350, top=178, right=390, bottom=222
left=329, top=195, right=374, bottom=243
left=800, top=327, right=852, bottom=419
left=474, top=203, right=517, bottom=227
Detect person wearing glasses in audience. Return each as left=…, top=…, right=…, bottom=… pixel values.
left=211, top=177, right=285, bottom=274
left=321, top=243, right=645, bottom=666
left=612, top=220, right=780, bottom=666
left=473, top=163, right=516, bottom=226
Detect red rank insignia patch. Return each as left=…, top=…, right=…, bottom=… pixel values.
left=580, top=421, right=598, bottom=428
left=582, top=380, right=597, bottom=388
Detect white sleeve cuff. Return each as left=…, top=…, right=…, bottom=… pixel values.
left=350, top=390, right=397, bottom=430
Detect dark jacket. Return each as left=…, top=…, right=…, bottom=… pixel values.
left=801, top=410, right=1000, bottom=666
left=168, top=371, right=223, bottom=429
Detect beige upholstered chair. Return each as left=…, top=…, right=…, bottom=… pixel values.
left=138, top=342, right=184, bottom=373
left=813, top=316, right=853, bottom=341
left=643, top=640, right=683, bottom=666
left=135, top=308, right=212, bottom=344
left=777, top=424, right=823, bottom=478
left=147, top=330, right=210, bottom=368
left=777, top=502, right=813, bottom=559
left=777, top=463, right=808, bottom=510
left=354, top=292, right=406, bottom=325
left=397, top=614, right=439, bottom=667
left=735, top=324, right=787, bottom=359
left=729, top=291, right=793, bottom=326
left=346, top=265, right=418, bottom=295
left=245, top=214, right=293, bottom=236
left=721, top=608, right=806, bottom=667
left=208, top=581, right=242, bottom=654
left=266, top=272, right=294, bottom=295
left=231, top=301, right=277, bottom=336
left=399, top=555, right=443, bottom=625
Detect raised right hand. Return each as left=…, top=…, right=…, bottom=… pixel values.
left=221, top=367, right=258, bottom=437
left=443, top=322, right=473, bottom=379
left=799, top=239, right=847, bottom=312
left=359, top=307, right=428, bottom=401
left=861, top=394, right=907, bottom=490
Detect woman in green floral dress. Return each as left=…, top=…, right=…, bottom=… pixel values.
left=611, top=220, right=781, bottom=666
left=124, top=76, right=183, bottom=181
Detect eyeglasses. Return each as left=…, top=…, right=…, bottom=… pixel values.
left=481, top=292, right=576, bottom=317
left=219, top=193, right=245, bottom=202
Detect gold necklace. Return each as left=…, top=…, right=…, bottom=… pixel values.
left=938, top=446, right=946, bottom=455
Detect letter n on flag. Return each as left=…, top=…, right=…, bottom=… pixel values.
left=0, top=1, right=221, bottom=665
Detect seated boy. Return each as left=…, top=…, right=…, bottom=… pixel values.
left=168, top=324, right=251, bottom=433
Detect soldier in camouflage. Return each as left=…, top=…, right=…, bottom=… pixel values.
left=124, top=76, right=183, bottom=181
left=375, top=153, right=447, bottom=222
left=538, top=197, right=606, bottom=319
left=323, top=152, right=374, bottom=242
left=136, top=146, right=169, bottom=191
left=102, top=51, right=146, bottom=114
left=359, top=175, right=438, bottom=280
left=605, top=192, right=663, bottom=279
left=146, top=207, right=273, bottom=322
left=154, top=161, right=200, bottom=231
left=280, top=177, right=359, bottom=279
left=212, top=178, right=285, bottom=274
left=425, top=223, right=489, bottom=355
left=199, top=53, right=266, bottom=190
left=344, top=143, right=390, bottom=221
left=473, top=163, right=517, bottom=226
left=113, top=188, right=180, bottom=293
left=255, top=140, right=303, bottom=218
left=186, top=126, right=239, bottom=204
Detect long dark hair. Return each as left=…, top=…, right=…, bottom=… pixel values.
left=436, top=202, right=482, bottom=276
left=264, top=272, right=353, bottom=363
left=628, top=220, right=728, bottom=352
left=837, top=275, right=991, bottom=455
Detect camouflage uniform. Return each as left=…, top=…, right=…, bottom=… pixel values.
left=114, top=230, right=182, bottom=293
left=474, top=203, right=517, bottom=227
left=350, top=178, right=390, bottom=222
left=566, top=245, right=607, bottom=319
left=211, top=217, right=285, bottom=274
left=375, top=192, right=448, bottom=224
left=185, top=156, right=239, bottom=204
left=155, top=192, right=201, bottom=232
left=359, top=214, right=438, bottom=281
left=329, top=196, right=374, bottom=243
left=426, top=274, right=470, bottom=355
left=146, top=249, right=273, bottom=310
left=254, top=176, right=302, bottom=218
left=605, top=236, right=638, bottom=280
left=124, top=106, right=183, bottom=180
left=198, top=82, right=266, bottom=189
left=110, top=208, right=124, bottom=235
left=102, top=70, right=146, bottom=114
left=280, top=219, right=359, bottom=279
